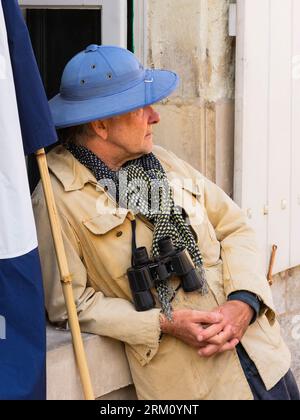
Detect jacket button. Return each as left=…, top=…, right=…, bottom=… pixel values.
left=116, top=231, right=123, bottom=238
left=146, top=350, right=151, bottom=358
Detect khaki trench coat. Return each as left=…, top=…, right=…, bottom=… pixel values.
left=32, top=145, right=291, bottom=400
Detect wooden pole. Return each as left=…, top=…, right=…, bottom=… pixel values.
left=36, top=148, right=95, bottom=401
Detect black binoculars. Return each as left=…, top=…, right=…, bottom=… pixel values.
left=127, top=237, right=203, bottom=311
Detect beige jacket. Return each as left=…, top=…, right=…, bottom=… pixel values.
left=32, top=145, right=291, bottom=400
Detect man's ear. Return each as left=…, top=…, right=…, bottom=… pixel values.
left=90, top=120, right=108, bottom=140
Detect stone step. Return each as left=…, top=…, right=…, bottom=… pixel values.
left=47, top=325, right=137, bottom=400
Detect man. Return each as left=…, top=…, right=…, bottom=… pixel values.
left=32, top=45, right=299, bottom=400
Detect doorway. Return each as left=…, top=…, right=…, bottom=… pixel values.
left=21, top=1, right=132, bottom=191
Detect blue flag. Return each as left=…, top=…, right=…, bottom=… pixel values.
left=1, top=0, right=57, bottom=155
left=0, top=0, right=57, bottom=400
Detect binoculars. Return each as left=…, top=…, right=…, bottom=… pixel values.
left=127, top=237, right=204, bottom=311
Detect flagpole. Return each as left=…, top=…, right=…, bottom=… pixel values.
left=35, top=148, right=95, bottom=401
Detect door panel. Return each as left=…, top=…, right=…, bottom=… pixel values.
left=26, top=8, right=101, bottom=99
left=235, top=0, right=300, bottom=273
left=25, top=8, right=101, bottom=193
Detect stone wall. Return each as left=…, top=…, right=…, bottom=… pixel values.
left=147, top=0, right=235, bottom=196
left=271, top=266, right=300, bottom=387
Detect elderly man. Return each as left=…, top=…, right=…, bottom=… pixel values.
left=32, top=45, right=299, bottom=400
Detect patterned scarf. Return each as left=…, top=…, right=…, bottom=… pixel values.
left=66, top=143, right=207, bottom=319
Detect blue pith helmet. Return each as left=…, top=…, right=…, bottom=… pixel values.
left=49, top=45, right=179, bottom=128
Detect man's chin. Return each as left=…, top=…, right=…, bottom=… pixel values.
left=143, top=138, right=154, bottom=154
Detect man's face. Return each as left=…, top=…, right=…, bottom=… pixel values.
left=105, top=106, right=160, bottom=159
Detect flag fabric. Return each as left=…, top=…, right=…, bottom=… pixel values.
left=0, top=0, right=57, bottom=400
left=1, top=0, right=57, bottom=154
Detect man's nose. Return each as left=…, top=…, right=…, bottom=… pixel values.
left=148, top=106, right=160, bottom=125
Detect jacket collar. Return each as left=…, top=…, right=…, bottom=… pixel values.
left=46, top=144, right=174, bottom=193
left=47, top=145, right=97, bottom=191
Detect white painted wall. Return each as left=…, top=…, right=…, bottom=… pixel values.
left=235, top=0, right=300, bottom=274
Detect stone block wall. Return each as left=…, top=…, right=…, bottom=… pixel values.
left=147, top=0, right=235, bottom=196
left=271, top=266, right=300, bottom=387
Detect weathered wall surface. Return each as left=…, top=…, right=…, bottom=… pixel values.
left=271, top=266, right=300, bottom=387
left=147, top=0, right=235, bottom=195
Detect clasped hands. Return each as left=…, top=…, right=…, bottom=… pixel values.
left=159, top=301, right=254, bottom=357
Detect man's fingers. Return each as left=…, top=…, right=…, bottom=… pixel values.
left=197, top=322, right=224, bottom=343
left=198, top=337, right=239, bottom=358
left=202, top=324, right=234, bottom=346
left=218, top=338, right=240, bottom=353
left=198, top=343, right=220, bottom=358
left=192, top=310, right=223, bottom=325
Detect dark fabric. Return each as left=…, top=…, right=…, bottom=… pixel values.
left=0, top=249, right=46, bottom=400
left=237, top=344, right=300, bottom=400
left=1, top=0, right=57, bottom=155
left=228, top=291, right=261, bottom=324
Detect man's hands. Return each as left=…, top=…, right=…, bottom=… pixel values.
left=159, top=301, right=254, bottom=358
left=197, top=301, right=254, bottom=357
left=159, top=309, right=223, bottom=348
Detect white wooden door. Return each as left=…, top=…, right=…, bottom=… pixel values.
left=235, top=0, right=300, bottom=274
left=291, top=0, right=300, bottom=268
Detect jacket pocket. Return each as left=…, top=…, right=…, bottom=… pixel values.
left=82, top=212, right=132, bottom=281
left=83, top=212, right=128, bottom=234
